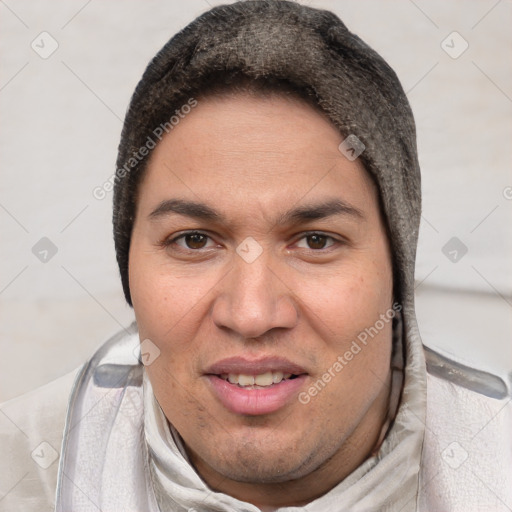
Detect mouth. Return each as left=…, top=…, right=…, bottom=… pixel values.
left=218, top=370, right=299, bottom=388
left=204, top=357, right=308, bottom=416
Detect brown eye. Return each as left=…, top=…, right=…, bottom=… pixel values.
left=293, top=232, right=340, bottom=252
left=182, top=233, right=209, bottom=249
left=164, top=231, right=215, bottom=251
left=306, top=234, right=329, bottom=250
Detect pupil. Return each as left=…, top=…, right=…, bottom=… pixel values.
left=187, top=233, right=206, bottom=249
left=308, top=234, right=326, bottom=249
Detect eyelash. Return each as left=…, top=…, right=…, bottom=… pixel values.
left=161, top=230, right=342, bottom=254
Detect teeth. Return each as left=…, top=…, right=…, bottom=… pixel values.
left=272, top=371, right=284, bottom=384
left=237, top=374, right=255, bottom=386
left=254, top=372, right=273, bottom=386
left=222, top=371, right=295, bottom=388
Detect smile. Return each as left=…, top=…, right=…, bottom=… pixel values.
left=220, top=371, right=295, bottom=388
left=205, top=357, right=308, bottom=415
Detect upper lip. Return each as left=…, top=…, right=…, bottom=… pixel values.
left=205, top=356, right=307, bottom=376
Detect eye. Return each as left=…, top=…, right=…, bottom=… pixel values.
left=294, top=232, right=338, bottom=250
left=166, top=231, right=216, bottom=250
left=162, top=230, right=341, bottom=254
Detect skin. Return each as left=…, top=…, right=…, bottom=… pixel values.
left=129, top=93, right=395, bottom=510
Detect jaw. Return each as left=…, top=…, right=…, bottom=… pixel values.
left=174, top=367, right=393, bottom=508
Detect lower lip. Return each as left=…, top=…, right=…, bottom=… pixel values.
left=206, top=375, right=307, bottom=416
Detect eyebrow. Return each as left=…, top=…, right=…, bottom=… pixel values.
left=148, top=198, right=364, bottom=225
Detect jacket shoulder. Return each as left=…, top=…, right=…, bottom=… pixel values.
left=419, top=347, right=512, bottom=511
left=0, top=367, right=82, bottom=512
left=424, top=344, right=509, bottom=399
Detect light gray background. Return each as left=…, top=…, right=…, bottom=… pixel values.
left=1, top=0, right=511, bottom=402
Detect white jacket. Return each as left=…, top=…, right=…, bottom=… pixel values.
left=1, top=323, right=510, bottom=511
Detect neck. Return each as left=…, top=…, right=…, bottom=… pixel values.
left=188, top=370, right=393, bottom=509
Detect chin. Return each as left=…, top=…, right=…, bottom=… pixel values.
left=199, top=436, right=322, bottom=484
left=215, top=460, right=304, bottom=484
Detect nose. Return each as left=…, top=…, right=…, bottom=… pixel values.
left=211, top=253, right=299, bottom=339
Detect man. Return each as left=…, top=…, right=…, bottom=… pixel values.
left=1, top=1, right=510, bottom=511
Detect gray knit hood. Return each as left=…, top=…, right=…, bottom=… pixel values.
left=113, top=0, right=421, bottom=311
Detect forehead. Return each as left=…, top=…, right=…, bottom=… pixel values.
left=136, top=93, right=379, bottom=223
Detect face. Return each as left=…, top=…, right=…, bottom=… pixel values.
left=129, top=93, right=394, bottom=501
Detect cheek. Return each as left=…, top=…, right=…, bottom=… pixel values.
left=299, top=266, right=393, bottom=418
left=129, top=241, right=214, bottom=342
left=294, top=251, right=394, bottom=396
left=129, top=251, right=212, bottom=424
left=300, top=259, right=392, bottom=339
